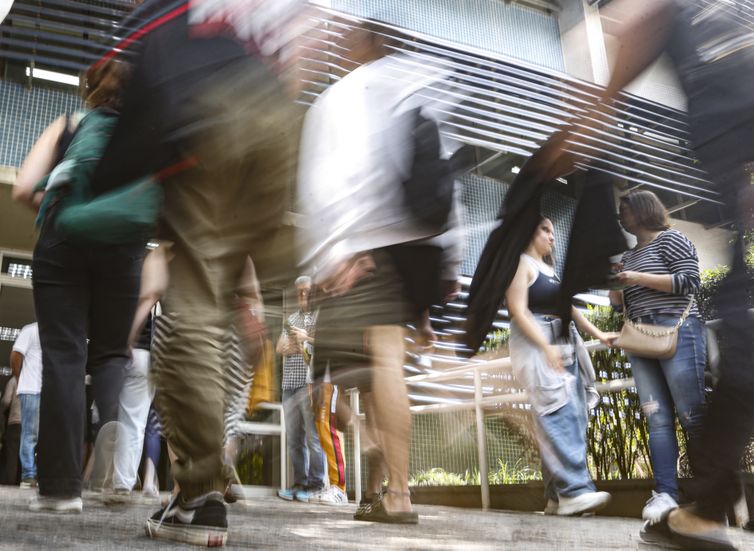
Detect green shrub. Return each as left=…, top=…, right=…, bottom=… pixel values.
left=697, top=257, right=754, bottom=321
left=409, top=459, right=542, bottom=487
left=584, top=306, right=652, bottom=480
left=482, top=327, right=510, bottom=354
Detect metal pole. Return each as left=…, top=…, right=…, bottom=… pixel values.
left=474, top=368, right=490, bottom=511
left=351, top=389, right=362, bottom=504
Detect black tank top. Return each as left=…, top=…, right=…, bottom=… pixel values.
left=525, top=255, right=561, bottom=316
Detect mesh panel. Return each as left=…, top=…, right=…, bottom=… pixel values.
left=330, top=0, right=565, bottom=71
left=460, top=172, right=578, bottom=277
left=0, top=80, right=83, bottom=168
left=343, top=409, right=540, bottom=492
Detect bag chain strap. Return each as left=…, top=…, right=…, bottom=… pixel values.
left=624, top=298, right=694, bottom=337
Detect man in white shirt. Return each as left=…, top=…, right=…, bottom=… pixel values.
left=11, top=322, right=42, bottom=488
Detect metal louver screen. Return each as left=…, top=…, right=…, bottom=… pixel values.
left=299, top=8, right=719, bottom=205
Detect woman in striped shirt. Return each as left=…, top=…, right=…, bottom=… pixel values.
left=610, top=190, right=706, bottom=529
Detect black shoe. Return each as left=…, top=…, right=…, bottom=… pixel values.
left=354, top=491, right=418, bottom=525
left=145, top=492, right=228, bottom=547
left=640, top=520, right=680, bottom=549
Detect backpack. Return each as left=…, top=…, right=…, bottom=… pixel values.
left=400, top=107, right=455, bottom=230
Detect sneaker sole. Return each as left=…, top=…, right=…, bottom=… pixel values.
left=557, top=495, right=611, bottom=516
left=316, top=500, right=350, bottom=506
left=29, top=505, right=83, bottom=514
left=145, top=519, right=227, bottom=547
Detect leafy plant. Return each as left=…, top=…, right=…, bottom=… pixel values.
left=487, top=458, right=542, bottom=484
left=409, top=459, right=541, bottom=487
left=697, top=257, right=754, bottom=321
left=583, top=306, right=652, bottom=480
left=482, top=327, right=510, bottom=355
left=409, top=467, right=475, bottom=487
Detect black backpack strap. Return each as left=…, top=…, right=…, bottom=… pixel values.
left=55, top=113, right=78, bottom=165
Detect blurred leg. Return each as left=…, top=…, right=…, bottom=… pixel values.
left=368, top=325, right=412, bottom=513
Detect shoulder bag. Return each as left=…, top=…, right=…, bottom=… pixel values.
left=614, top=299, right=694, bottom=360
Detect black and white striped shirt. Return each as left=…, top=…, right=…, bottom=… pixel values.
left=621, top=230, right=700, bottom=320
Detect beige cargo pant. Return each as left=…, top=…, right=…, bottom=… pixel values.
left=151, top=65, right=299, bottom=500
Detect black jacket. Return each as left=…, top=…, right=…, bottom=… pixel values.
left=464, top=164, right=626, bottom=353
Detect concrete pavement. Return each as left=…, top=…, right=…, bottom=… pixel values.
left=1, top=487, right=753, bottom=550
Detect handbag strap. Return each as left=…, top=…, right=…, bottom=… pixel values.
left=623, top=297, right=694, bottom=337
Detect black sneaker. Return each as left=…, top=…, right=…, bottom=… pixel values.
left=640, top=519, right=680, bottom=549
left=145, top=492, right=228, bottom=547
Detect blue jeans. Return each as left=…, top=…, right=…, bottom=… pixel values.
left=536, top=361, right=595, bottom=499
left=629, top=315, right=707, bottom=500
left=19, top=393, right=40, bottom=481
left=283, top=386, right=325, bottom=490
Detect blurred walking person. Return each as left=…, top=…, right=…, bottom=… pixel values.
left=298, top=19, right=464, bottom=524
left=537, top=1, right=754, bottom=547
left=89, top=1, right=303, bottom=545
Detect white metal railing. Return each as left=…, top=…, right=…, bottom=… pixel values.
left=237, top=401, right=287, bottom=490
left=349, top=339, right=629, bottom=508
left=261, top=310, right=749, bottom=506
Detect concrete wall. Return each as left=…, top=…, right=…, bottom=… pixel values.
left=670, top=218, right=734, bottom=272
left=559, top=0, right=688, bottom=112
left=620, top=215, right=734, bottom=272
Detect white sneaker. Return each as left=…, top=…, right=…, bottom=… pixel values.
left=544, top=499, right=558, bottom=515
left=310, top=486, right=349, bottom=506
left=556, top=491, right=611, bottom=516
left=642, top=491, right=678, bottom=524
left=29, top=494, right=83, bottom=514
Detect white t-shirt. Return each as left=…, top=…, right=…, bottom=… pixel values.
left=13, top=323, right=43, bottom=395
left=297, top=54, right=455, bottom=280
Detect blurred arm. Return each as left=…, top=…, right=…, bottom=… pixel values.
left=13, top=116, right=67, bottom=209
left=10, top=351, right=23, bottom=380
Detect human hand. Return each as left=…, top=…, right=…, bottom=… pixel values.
left=31, top=190, right=45, bottom=210
left=282, top=334, right=299, bottom=355
left=291, top=326, right=308, bottom=346
left=415, top=320, right=436, bottom=349
left=597, top=331, right=620, bottom=348
left=443, top=280, right=461, bottom=303
left=614, top=270, right=643, bottom=286
left=321, top=254, right=376, bottom=296
left=543, top=345, right=564, bottom=373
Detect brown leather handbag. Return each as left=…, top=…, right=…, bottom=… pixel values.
left=615, top=300, right=693, bottom=360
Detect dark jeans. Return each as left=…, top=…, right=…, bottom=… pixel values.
left=1, top=423, right=20, bottom=485
left=688, top=136, right=754, bottom=522
left=32, top=212, right=143, bottom=497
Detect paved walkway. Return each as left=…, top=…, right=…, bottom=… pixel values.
left=1, top=487, right=754, bottom=550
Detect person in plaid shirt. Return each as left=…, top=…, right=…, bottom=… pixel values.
left=275, top=276, right=324, bottom=502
